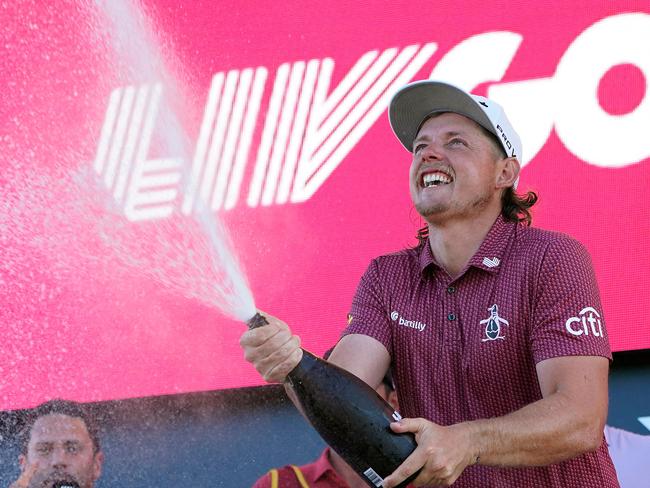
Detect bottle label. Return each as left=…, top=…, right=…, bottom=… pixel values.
left=363, top=467, right=384, bottom=487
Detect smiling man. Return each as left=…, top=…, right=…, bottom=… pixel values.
left=240, top=81, right=619, bottom=487
left=11, top=400, right=104, bottom=488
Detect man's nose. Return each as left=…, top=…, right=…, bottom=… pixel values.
left=420, top=143, right=443, bottom=161
left=50, top=446, right=69, bottom=468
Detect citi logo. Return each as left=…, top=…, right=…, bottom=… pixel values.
left=391, top=311, right=427, bottom=331
left=92, top=13, right=650, bottom=221
left=565, top=306, right=604, bottom=337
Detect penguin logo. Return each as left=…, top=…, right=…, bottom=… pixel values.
left=480, top=304, right=509, bottom=341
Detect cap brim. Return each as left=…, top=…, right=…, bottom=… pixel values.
left=389, top=81, right=495, bottom=152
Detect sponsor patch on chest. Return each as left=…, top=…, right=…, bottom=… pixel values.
left=391, top=311, right=427, bottom=331
left=480, top=304, right=509, bottom=341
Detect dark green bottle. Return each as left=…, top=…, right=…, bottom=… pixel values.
left=248, top=313, right=418, bottom=488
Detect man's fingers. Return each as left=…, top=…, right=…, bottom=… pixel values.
left=383, top=419, right=429, bottom=488
left=257, top=334, right=302, bottom=380
left=240, top=323, right=286, bottom=354
left=381, top=447, right=427, bottom=488
left=11, top=461, right=39, bottom=488
left=240, top=312, right=288, bottom=346
left=239, top=312, right=303, bottom=382
left=264, top=347, right=303, bottom=382
left=390, top=417, right=426, bottom=434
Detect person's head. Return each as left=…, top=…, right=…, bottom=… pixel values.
left=18, top=399, right=103, bottom=488
left=389, top=80, right=537, bottom=235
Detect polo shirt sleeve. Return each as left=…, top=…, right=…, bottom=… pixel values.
left=342, top=259, right=393, bottom=351
left=530, top=235, right=612, bottom=364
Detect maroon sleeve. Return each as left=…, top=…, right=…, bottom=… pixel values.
left=250, top=472, right=272, bottom=488
left=342, top=259, right=393, bottom=351
left=530, top=236, right=612, bottom=364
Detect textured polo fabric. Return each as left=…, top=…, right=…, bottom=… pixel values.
left=344, top=215, right=619, bottom=487
left=251, top=448, right=350, bottom=488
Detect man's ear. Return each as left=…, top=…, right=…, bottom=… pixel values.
left=93, top=451, right=104, bottom=480
left=18, top=453, right=26, bottom=472
left=496, top=157, right=520, bottom=189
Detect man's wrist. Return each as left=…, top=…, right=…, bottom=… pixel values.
left=458, top=419, right=487, bottom=466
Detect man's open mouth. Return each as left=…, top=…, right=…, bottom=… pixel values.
left=422, top=171, right=452, bottom=188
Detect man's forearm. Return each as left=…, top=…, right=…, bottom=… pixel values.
left=464, top=391, right=604, bottom=467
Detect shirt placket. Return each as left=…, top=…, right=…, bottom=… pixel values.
left=438, top=275, right=462, bottom=344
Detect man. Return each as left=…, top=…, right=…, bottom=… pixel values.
left=10, top=399, right=104, bottom=488
left=604, top=425, right=650, bottom=488
left=240, top=80, right=619, bottom=487
left=252, top=370, right=407, bottom=488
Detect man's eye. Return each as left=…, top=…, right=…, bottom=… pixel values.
left=66, top=444, right=80, bottom=454
left=448, top=138, right=466, bottom=147
left=36, top=446, right=51, bottom=455
left=413, top=144, right=426, bottom=154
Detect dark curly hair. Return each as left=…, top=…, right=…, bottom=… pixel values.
left=19, top=399, right=101, bottom=455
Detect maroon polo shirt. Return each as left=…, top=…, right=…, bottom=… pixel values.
left=344, top=215, right=619, bottom=487
left=252, top=448, right=360, bottom=488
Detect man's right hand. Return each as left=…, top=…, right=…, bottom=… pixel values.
left=239, top=311, right=303, bottom=383
left=9, top=461, right=39, bottom=488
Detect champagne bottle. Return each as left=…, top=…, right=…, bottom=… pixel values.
left=248, top=313, right=419, bottom=488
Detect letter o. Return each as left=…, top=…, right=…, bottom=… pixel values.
left=554, top=13, right=650, bottom=167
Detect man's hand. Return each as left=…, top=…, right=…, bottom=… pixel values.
left=382, top=418, right=477, bottom=487
left=9, top=461, right=39, bottom=488
left=239, top=310, right=303, bottom=383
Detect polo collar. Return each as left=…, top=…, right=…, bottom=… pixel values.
left=466, top=215, right=516, bottom=273
left=418, top=215, right=517, bottom=275
left=418, top=238, right=437, bottom=273
left=311, top=447, right=341, bottom=483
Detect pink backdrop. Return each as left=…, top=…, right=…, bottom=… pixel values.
left=1, top=0, right=649, bottom=410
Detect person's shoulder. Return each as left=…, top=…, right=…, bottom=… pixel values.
left=516, top=224, right=581, bottom=246
left=364, top=246, right=422, bottom=278
left=251, top=465, right=304, bottom=488
left=514, top=224, right=590, bottom=258
left=372, top=246, right=421, bottom=266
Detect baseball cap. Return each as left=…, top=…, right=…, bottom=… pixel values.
left=388, top=80, right=522, bottom=187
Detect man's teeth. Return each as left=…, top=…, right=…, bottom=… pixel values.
left=423, top=173, right=452, bottom=187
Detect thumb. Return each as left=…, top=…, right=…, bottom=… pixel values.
left=390, top=417, right=426, bottom=434
left=13, top=461, right=39, bottom=488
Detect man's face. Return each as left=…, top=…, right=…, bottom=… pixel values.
left=409, top=112, right=506, bottom=223
left=19, top=414, right=103, bottom=488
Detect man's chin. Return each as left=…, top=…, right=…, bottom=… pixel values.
left=415, top=203, right=449, bottom=220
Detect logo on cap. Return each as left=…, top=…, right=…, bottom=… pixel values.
left=496, top=124, right=516, bottom=157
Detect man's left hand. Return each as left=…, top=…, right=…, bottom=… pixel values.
left=382, top=418, right=477, bottom=487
